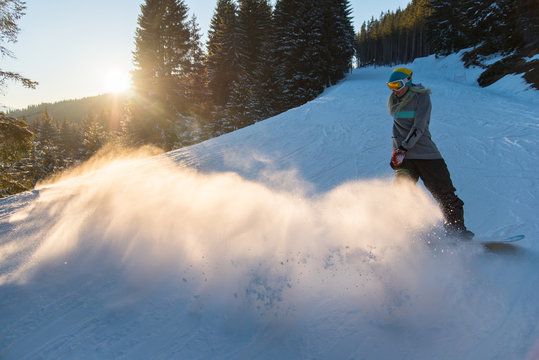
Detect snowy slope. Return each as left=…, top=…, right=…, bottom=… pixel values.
left=1, top=53, right=538, bottom=359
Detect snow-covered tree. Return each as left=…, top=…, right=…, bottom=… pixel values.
left=206, top=0, right=240, bottom=108
left=0, top=0, right=37, bottom=92
left=426, top=0, right=471, bottom=55
left=272, top=0, right=325, bottom=111
left=272, top=0, right=354, bottom=111
left=81, top=113, right=108, bottom=154
left=184, top=15, right=209, bottom=117
left=226, top=0, right=274, bottom=128
left=319, top=0, right=355, bottom=86
left=0, top=113, right=33, bottom=197
left=130, top=0, right=195, bottom=149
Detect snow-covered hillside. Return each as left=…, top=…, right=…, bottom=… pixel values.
left=1, top=53, right=538, bottom=359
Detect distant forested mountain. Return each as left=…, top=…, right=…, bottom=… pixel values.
left=7, top=93, right=130, bottom=129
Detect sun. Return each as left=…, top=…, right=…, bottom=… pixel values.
left=103, top=69, right=131, bottom=94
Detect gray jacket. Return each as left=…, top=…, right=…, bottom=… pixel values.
left=388, top=86, right=442, bottom=159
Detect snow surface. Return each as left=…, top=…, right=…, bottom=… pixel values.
left=1, top=53, right=538, bottom=359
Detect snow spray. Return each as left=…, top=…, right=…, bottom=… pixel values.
left=0, top=147, right=474, bottom=327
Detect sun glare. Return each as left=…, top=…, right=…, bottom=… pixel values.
left=103, top=69, right=131, bottom=94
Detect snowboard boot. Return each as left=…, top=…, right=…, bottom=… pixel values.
left=445, top=226, right=475, bottom=240
left=438, top=193, right=474, bottom=240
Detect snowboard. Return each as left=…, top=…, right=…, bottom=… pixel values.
left=425, top=233, right=525, bottom=253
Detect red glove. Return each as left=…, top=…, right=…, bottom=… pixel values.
left=391, top=148, right=407, bottom=167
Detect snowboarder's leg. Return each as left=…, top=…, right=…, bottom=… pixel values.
left=415, top=159, right=474, bottom=239
left=392, top=159, right=419, bottom=184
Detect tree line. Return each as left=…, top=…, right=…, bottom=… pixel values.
left=1, top=109, right=127, bottom=197
left=355, top=0, right=539, bottom=88
left=125, top=0, right=355, bottom=150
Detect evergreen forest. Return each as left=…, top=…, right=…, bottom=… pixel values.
left=2, top=0, right=538, bottom=198
left=356, top=0, right=539, bottom=87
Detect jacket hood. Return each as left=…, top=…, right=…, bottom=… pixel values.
left=387, top=84, right=432, bottom=117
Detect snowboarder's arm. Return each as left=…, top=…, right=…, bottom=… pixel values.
left=400, top=93, right=431, bottom=150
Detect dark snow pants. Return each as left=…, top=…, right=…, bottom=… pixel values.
left=392, top=158, right=467, bottom=231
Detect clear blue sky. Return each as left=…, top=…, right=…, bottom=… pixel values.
left=0, top=0, right=410, bottom=111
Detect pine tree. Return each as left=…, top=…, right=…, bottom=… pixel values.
left=132, top=0, right=191, bottom=100
left=130, top=0, right=193, bottom=149
left=226, top=0, right=274, bottom=128
left=0, top=113, right=33, bottom=197
left=37, top=111, right=62, bottom=174
left=81, top=112, right=108, bottom=155
left=410, top=0, right=432, bottom=60
left=426, top=0, right=470, bottom=55
left=207, top=0, right=240, bottom=109
left=38, top=111, right=59, bottom=149
left=319, top=0, right=355, bottom=85
left=58, top=119, right=80, bottom=156
left=272, top=0, right=325, bottom=111
left=518, top=0, right=539, bottom=52
left=274, top=0, right=356, bottom=114
left=0, top=112, right=33, bottom=164
left=490, top=0, right=526, bottom=53
left=184, top=15, right=209, bottom=117
left=0, top=0, right=37, bottom=91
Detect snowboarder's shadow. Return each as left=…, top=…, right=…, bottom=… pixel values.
left=482, top=242, right=523, bottom=254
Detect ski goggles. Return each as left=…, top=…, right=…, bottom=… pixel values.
left=387, top=77, right=411, bottom=91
